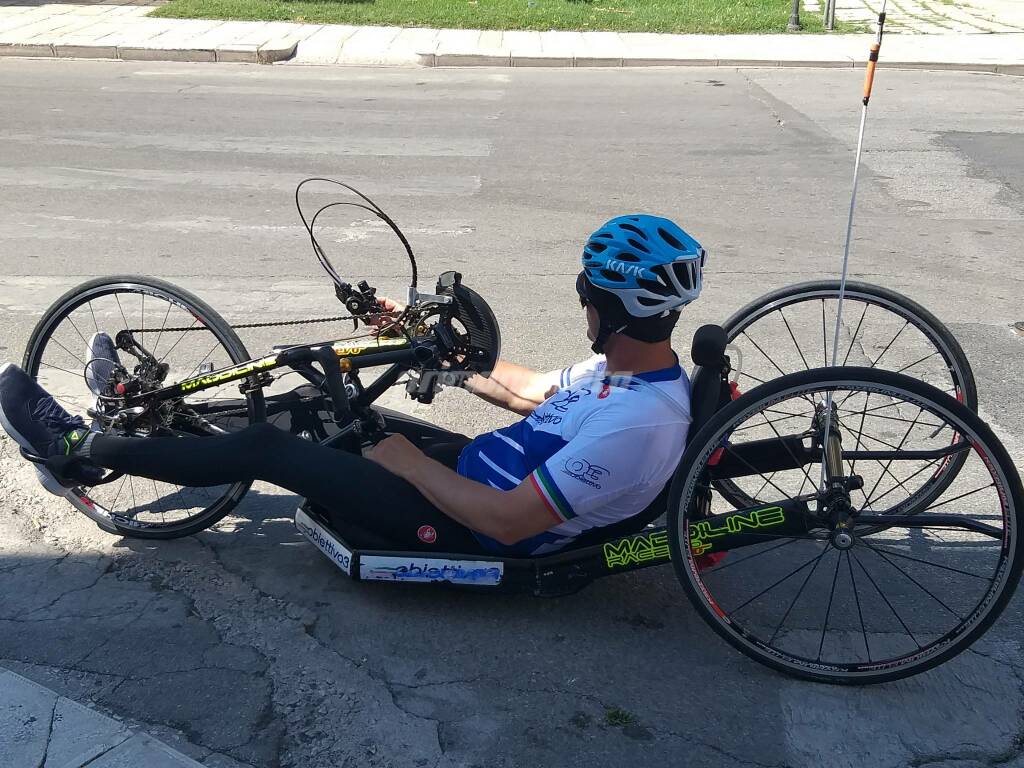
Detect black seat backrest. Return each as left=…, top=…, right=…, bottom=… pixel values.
left=687, top=324, right=731, bottom=443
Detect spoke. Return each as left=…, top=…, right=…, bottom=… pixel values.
left=858, top=540, right=994, bottom=582
left=728, top=546, right=827, bottom=618
left=738, top=370, right=769, bottom=386
left=816, top=550, right=843, bottom=661
left=740, top=330, right=788, bottom=379
left=870, top=320, right=909, bottom=369
left=87, top=300, right=100, bottom=334
left=862, top=406, right=924, bottom=508
left=699, top=536, right=802, bottom=574
left=128, top=475, right=138, bottom=517
left=848, top=391, right=870, bottom=479
left=756, top=408, right=817, bottom=493
left=765, top=547, right=829, bottom=644
left=151, top=302, right=173, bottom=359
left=896, top=351, right=940, bottom=376
left=39, top=361, right=86, bottom=378
left=842, top=302, right=869, bottom=366
left=716, top=443, right=795, bottom=500
left=108, top=476, right=127, bottom=515
left=925, top=483, right=996, bottom=512
left=778, top=308, right=811, bottom=370
left=851, top=549, right=921, bottom=649
left=65, top=313, right=90, bottom=349
left=862, top=456, right=943, bottom=511
left=114, top=293, right=130, bottom=333
left=842, top=408, right=943, bottom=430
left=846, top=551, right=871, bottom=661
left=185, top=342, right=223, bottom=381
left=731, top=410, right=809, bottom=433
left=157, top=317, right=201, bottom=365
left=865, top=542, right=964, bottom=620
left=47, top=335, right=88, bottom=368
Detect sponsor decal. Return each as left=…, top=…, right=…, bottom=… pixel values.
left=598, top=383, right=611, bottom=399
left=603, top=530, right=671, bottom=568
left=607, top=260, right=644, bottom=277
left=417, top=525, right=437, bottom=544
left=295, top=507, right=353, bottom=575
left=360, top=555, right=503, bottom=586
left=562, top=457, right=608, bottom=489
left=179, top=355, right=276, bottom=393
left=333, top=337, right=408, bottom=357
left=688, top=505, right=787, bottom=555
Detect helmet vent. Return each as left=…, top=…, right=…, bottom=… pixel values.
left=617, top=252, right=642, bottom=263
left=658, top=227, right=685, bottom=250
left=619, top=223, right=649, bottom=240
left=600, top=269, right=627, bottom=283
left=587, top=241, right=608, bottom=253
left=637, top=277, right=672, bottom=297
left=626, top=238, right=650, bottom=254
left=595, top=232, right=614, bottom=239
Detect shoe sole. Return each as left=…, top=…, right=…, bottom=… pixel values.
left=0, top=362, right=74, bottom=497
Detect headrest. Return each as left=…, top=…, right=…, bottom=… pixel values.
left=691, top=324, right=727, bottom=367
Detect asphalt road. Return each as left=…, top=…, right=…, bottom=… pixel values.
left=1, top=58, right=1023, bottom=768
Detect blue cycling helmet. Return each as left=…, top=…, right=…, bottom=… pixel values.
left=578, top=214, right=706, bottom=352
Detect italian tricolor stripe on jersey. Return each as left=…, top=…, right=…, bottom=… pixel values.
left=530, top=465, right=576, bottom=523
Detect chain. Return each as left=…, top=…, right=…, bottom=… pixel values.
left=126, top=315, right=359, bottom=334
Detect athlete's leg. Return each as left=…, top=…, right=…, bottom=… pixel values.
left=88, top=425, right=483, bottom=552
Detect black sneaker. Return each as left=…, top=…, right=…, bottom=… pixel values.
left=85, top=332, right=122, bottom=397
left=0, top=363, right=93, bottom=495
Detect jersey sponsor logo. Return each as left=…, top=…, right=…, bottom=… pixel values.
left=561, top=457, right=608, bottom=489
left=360, top=555, right=503, bottom=585
left=603, top=530, right=671, bottom=568
left=295, top=507, right=352, bottom=574
left=551, top=389, right=587, bottom=412
left=529, top=411, right=562, bottom=425
left=417, top=525, right=437, bottom=544
left=598, top=383, right=611, bottom=399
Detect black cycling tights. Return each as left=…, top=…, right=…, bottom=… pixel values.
left=89, top=423, right=487, bottom=553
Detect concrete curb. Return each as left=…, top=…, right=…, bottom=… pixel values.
left=413, top=52, right=1024, bottom=73
left=0, top=667, right=204, bottom=767
left=0, top=39, right=297, bottom=63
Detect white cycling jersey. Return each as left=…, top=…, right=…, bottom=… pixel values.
left=457, top=354, right=691, bottom=555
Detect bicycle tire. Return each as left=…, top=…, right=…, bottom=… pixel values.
left=23, top=275, right=266, bottom=539
left=715, top=280, right=977, bottom=513
left=668, top=367, right=1023, bottom=685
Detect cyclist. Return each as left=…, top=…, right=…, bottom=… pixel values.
left=0, top=215, right=705, bottom=556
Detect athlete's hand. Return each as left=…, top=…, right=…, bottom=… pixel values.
left=365, top=434, right=426, bottom=480
left=368, top=297, right=405, bottom=337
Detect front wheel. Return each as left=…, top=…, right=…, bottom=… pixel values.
left=668, top=367, right=1023, bottom=685
left=23, top=276, right=265, bottom=539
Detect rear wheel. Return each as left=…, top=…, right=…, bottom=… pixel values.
left=23, top=276, right=265, bottom=539
left=715, top=281, right=977, bottom=511
left=668, top=367, right=1022, bottom=684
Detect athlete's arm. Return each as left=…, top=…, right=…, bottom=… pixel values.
left=366, top=434, right=560, bottom=545
left=374, top=297, right=557, bottom=416
left=462, top=362, right=558, bottom=417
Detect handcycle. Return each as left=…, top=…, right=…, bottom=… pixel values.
left=18, top=180, right=1022, bottom=685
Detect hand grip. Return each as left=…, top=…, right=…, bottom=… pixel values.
left=862, top=44, right=880, bottom=105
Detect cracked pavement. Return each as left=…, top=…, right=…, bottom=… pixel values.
left=1, top=60, right=1023, bottom=767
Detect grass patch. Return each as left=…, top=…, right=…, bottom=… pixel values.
left=151, top=0, right=860, bottom=34
left=604, top=706, right=638, bottom=727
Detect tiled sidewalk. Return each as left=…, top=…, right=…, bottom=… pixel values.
left=1, top=1, right=1023, bottom=68
left=812, top=0, right=1024, bottom=33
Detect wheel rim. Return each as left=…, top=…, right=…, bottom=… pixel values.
left=25, top=282, right=257, bottom=533
left=675, top=375, right=1017, bottom=680
left=717, top=286, right=974, bottom=511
